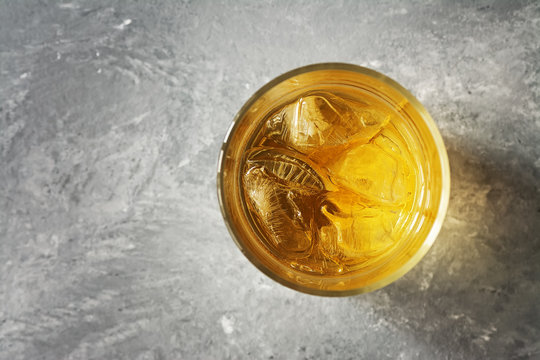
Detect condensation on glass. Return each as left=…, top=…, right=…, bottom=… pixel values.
left=218, top=64, right=450, bottom=296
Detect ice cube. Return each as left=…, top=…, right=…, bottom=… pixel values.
left=318, top=191, right=398, bottom=264
left=246, top=148, right=325, bottom=191
left=242, top=150, right=324, bottom=257
left=266, top=93, right=390, bottom=156
left=326, top=138, right=410, bottom=205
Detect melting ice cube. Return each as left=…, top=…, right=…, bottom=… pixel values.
left=243, top=149, right=325, bottom=256
left=245, top=148, right=325, bottom=191
left=318, top=191, right=398, bottom=264
left=326, top=138, right=411, bottom=205
left=266, top=93, right=390, bottom=156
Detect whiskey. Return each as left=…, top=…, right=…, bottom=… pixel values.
left=242, top=92, right=417, bottom=275
left=218, top=64, right=449, bottom=295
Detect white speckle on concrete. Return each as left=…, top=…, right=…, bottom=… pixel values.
left=368, top=60, right=382, bottom=68
left=178, top=158, right=190, bottom=168
left=220, top=315, right=235, bottom=335
left=419, top=272, right=434, bottom=291
left=115, top=19, right=132, bottom=30
left=58, top=3, right=78, bottom=9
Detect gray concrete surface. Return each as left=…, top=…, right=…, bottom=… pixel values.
left=1, top=1, right=539, bottom=359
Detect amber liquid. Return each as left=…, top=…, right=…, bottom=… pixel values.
left=241, top=90, right=418, bottom=275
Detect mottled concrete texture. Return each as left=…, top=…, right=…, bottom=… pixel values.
left=0, top=1, right=539, bottom=359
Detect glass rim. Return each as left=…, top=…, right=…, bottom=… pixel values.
left=217, top=62, right=451, bottom=296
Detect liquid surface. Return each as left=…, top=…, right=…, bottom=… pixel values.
left=242, top=91, right=417, bottom=275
